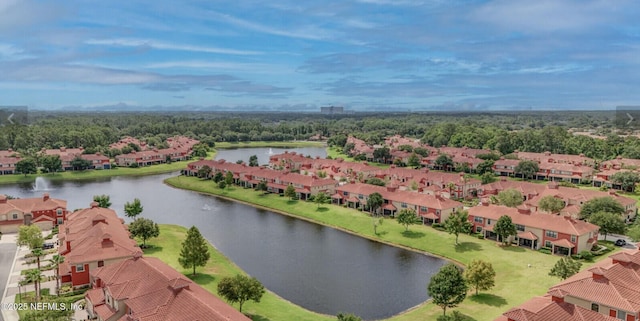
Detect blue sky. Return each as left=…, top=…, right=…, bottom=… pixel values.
left=1, top=0, right=639, bottom=111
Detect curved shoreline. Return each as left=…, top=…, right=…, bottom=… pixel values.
left=163, top=176, right=457, bottom=320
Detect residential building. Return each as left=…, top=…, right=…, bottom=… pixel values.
left=85, top=254, right=251, bottom=321
left=468, top=200, right=600, bottom=255
left=494, top=293, right=618, bottom=321
left=548, top=249, right=640, bottom=321
left=0, top=193, right=68, bottom=233
left=58, top=202, right=139, bottom=288
left=333, top=182, right=463, bottom=223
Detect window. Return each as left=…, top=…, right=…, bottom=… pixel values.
left=474, top=217, right=484, bottom=223
left=571, top=235, right=576, bottom=243
left=76, top=264, right=85, bottom=272
left=57, top=218, right=63, bottom=224
left=516, top=224, right=525, bottom=232
left=57, top=209, right=63, bottom=216
left=358, top=194, right=363, bottom=199
left=591, top=303, right=599, bottom=312
left=545, top=230, right=558, bottom=238
left=544, top=241, right=552, bottom=248
left=12, top=213, right=18, bottom=219
left=420, top=206, right=427, bottom=212
left=475, top=226, right=483, bottom=233
left=98, top=261, right=104, bottom=267
left=401, top=203, right=407, bottom=208
left=617, top=310, right=626, bottom=320
left=487, top=219, right=492, bottom=225
left=343, top=192, right=349, bottom=196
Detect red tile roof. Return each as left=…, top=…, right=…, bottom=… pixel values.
left=88, top=256, right=251, bottom=321
left=496, top=294, right=618, bottom=321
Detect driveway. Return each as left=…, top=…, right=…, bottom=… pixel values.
left=0, top=240, right=18, bottom=321
left=599, top=233, right=637, bottom=249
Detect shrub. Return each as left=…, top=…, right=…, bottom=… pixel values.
left=576, top=250, right=594, bottom=261
left=432, top=223, right=445, bottom=231
left=539, top=248, right=552, bottom=255
left=129, top=162, right=139, bottom=168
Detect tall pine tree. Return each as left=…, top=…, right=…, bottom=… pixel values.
left=178, top=226, right=210, bottom=276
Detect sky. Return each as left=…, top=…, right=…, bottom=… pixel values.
left=0, top=0, right=639, bottom=111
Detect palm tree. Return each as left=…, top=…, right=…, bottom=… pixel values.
left=25, top=269, right=43, bottom=302
left=447, top=182, right=456, bottom=199
left=31, top=248, right=44, bottom=299
left=50, top=254, right=65, bottom=295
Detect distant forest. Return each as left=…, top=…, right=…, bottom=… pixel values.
left=1, top=110, right=638, bottom=161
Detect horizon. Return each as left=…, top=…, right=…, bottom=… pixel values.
left=1, top=1, right=639, bottom=111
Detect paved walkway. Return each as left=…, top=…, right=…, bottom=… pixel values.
left=0, top=232, right=87, bottom=321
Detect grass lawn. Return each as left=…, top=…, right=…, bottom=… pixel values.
left=145, top=224, right=334, bottom=321
left=326, top=146, right=390, bottom=169
left=163, top=175, right=590, bottom=321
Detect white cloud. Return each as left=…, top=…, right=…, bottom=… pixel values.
left=210, top=11, right=334, bottom=40
left=85, top=38, right=261, bottom=56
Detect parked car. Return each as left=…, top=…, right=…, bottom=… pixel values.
left=614, top=239, right=627, bottom=247
left=42, top=242, right=55, bottom=249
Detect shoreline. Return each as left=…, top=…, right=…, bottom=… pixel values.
left=0, top=142, right=325, bottom=186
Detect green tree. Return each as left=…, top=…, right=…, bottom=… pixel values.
left=588, top=211, right=626, bottom=241
left=128, top=218, right=160, bottom=248
left=16, top=158, right=37, bottom=176
left=494, top=215, right=517, bottom=245
left=337, top=313, right=362, bottom=321
left=217, top=181, right=227, bottom=189
left=314, top=191, right=328, bottom=208
left=197, top=165, right=212, bottom=178
left=477, top=160, right=494, bottom=174
left=285, top=184, right=297, bottom=200
left=549, top=257, right=582, bottom=279
left=610, top=171, right=640, bottom=192
left=41, top=155, right=62, bottom=173
left=514, top=160, right=539, bottom=180
left=124, top=198, right=144, bottom=218
left=178, top=226, right=210, bottom=276
left=436, top=311, right=465, bottom=321
left=444, top=209, right=473, bottom=245
left=428, top=263, right=468, bottom=316
left=217, top=274, right=265, bottom=312
left=249, top=155, right=259, bottom=167
left=579, top=197, right=625, bottom=220
left=25, top=268, right=43, bottom=303
left=463, top=260, right=496, bottom=295
left=224, top=171, right=234, bottom=186
left=192, top=143, right=210, bottom=158
left=367, top=192, right=384, bottom=216
left=481, top=172, right=496, bottom=184
left=414, top=147, right=430, bottom=157
left=256, top=180, right=268, bottom=194
left=213, top=171, right=224, bottom=183
left=17, top=225, right=44, bottom=250
left=435, top=154, right=454, bottom=171
left=50, top=254, right=64, bottom=295
left=407, top=152, right=421, bottom=168
left=496, top=189, right=523, bottom=207
left=396, top=208, right=420, bottom=232
left=373, top=147, right=391, bottom=163
left=538, top=196, right=565, bottom=214
left=365, top=177, right=386, bottom=186
left=627, top=224, right=640, bottom=242
left=92, top=194, right=111, bottom=208
left=70, top=156, right=92, bottom=170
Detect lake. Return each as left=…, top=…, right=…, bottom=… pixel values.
left=0, top=148, right=446, bottom=319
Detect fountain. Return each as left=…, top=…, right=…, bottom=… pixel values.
left=268, top=148, right=274, bottom=155
left=202, top=204, right=211, bottom=211
left=33, top=177, right=51, bottom=191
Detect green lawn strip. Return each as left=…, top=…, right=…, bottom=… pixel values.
left=164, top=175, right=595, bottom=321
left=145, top=224, right=334, bottom=321
left=15, top=291, right=85, bottom=320
left=325, top=147, right=390, bottom=169
left=216, top=141, right=326, bottom=149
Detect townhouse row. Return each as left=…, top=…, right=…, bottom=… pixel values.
left=0, top=135, right=199, bottom=174
left=0, top=193, right=67, bottom=233
left=495, top=249, right=640, bottom=321
left=57, top=200, right=250, bottom=321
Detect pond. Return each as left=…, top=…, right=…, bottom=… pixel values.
left=0, top=149, right=447, bottom=319
left=214, top=146, right=327, bottom=166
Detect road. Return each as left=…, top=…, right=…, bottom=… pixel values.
left=0, top=243, right=17, bottom=321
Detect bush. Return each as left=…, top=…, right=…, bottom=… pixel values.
left=576, top=250, right=594, bottom=261
left=432, top=223, right=445, bottom=231
left=539, top=247, right=552, bottom=254
left=129, top=162, right=139, bottom=168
